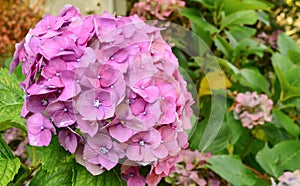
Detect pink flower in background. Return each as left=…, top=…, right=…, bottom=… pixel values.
left=10, top=4, right=194, bottom=178
left=130, top=0, right=186, bottom=21
left=234, top=91, right=273, bottom=129
left=165, top=149, right=222, bottom=186
left=275, top=170, right=300, bottom=186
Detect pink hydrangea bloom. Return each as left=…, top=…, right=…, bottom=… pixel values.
left=10, top=4, right=194, bottom=178
left=234, top=91, right=273, bottom=129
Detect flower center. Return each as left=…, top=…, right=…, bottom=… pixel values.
left=40, top=125, right=45, bottom=130
left=139, top=140, right=145, bottom=146
left=63, top=108, right=68, bottom=112
left=93, top=99, right=102, bottom=108
left=120, top=120, right=126, bottom=125
left=41, top=99, right=48, bottom=106
left=100, top=147, right=109, bottom=154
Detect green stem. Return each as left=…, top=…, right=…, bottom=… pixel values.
left=13, top=163, right=30, bottom=186
left=32, top=146, right=37, bottom=166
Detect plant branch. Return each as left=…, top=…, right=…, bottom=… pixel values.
left=244, top=164, right=265, bottom=179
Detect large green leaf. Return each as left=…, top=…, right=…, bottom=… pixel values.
left=0, top=68, right=26, bottom=131
left=256, top=141, right=300, bottom=177
left=277, top=33, right=300, bottom=56
left=73, top=164, right=126, bottom=186
left=239, top=68, right=271, bottom=96
left=272, top=109, right=299, bottom=138
left=37, top=137, right=74, bottom=172
left=0, top=158, right=21, bottom=186
left=0, top=136, right=14, bottom=159
left=208, top=155, right=268, bottom=186
left=220, top=10, right=257, bottom=29
left=29, top=163, right=73, bottom=186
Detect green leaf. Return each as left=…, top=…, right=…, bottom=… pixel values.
left=220, top=10, right=257, bottom=29
left=181, top=8, right=218, bottom=34
left=29, top=163, right=73, bottom=186
left=216, top=57, right=240, bottom=75
left=0, top=158, right=21, bottom=186
left=191, top=0, right=215, bottom=8
left=272, top=109, right=299, bottom=138
left=37, top=137, right=73, bottom=172
left=227, top=26, right=256, bottom=42
left=256, top=11, right=270, bottom=26
left=206, top=121, right=229, bottom=153
left=237, top=39, right=269, bottom=58
left=73, top=164, right=126, bottom=186
left=0, top=136, right=14, bottom=159
left=214, top=35, right=233, bottom=58
left=222, top=0, right=272, bottom=15
left=288, top=50, right=300, bottom=65
left=239, top=68, right=271, bottom=96
left=208, top=155, right=268, bottom=186
left=225, top=110, right=244, bottom=145
left=0, top=68, right=26, bottom=132
left=197, top=95, right=227, bottom=151
left=256, top=141, right=300, bottom=177
left=277, top=33, right=300, bottom=56
left=272, top=53, right=300, bottom=101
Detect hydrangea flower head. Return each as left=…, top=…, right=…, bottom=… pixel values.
left=10, top=4, right=194, bottom=179
left=234, top=91, right=273, bottom=129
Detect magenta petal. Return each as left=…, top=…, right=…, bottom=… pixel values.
left=98, top=153, right=118, bottom=170
left=152, top=144, right=168, bottom=159
left=58, top=129, right=78, bottom=153
left=144, top=86, right=159, bottom=103
left=126, top=145, right=143, bottom=161
left=76, top=118, right=98, bottom=137
left=83, top=144, right=99, bottom=165
left=39, top=130, right=52, bottom=146
left=109, top=124, right=134, bottom=142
